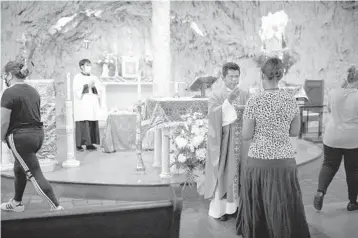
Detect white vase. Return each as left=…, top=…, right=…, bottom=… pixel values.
left=102, top=64, right=109, bottom=78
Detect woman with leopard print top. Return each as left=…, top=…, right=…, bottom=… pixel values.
left=236, top=57, right=310, bottom=238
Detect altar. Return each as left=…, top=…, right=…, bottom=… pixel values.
left=144, top=86, right=308, bottom=178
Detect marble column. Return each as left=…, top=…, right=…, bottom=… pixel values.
left=151, top=0, right=172, bottom=178
left=152, top=0, right=171, bottom=97
left=62, top=74, right=80, bottom=168
left=152, top=130, right=162, bottom=168
left=159, top=127, right=171, bottom=179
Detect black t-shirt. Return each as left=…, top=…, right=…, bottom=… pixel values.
left=1, top=84, right=43, bottom=135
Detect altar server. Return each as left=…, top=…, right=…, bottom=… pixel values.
left=1, top=61, right=63, bottom=212
left=73, top=59, right=102, bottom=151
left=204, top=62, right=250, bottom=221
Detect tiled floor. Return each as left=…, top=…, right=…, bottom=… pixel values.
left=1, top=143, right=356, bottom=238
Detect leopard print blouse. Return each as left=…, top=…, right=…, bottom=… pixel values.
left=243, top=89, right=299, bottom=160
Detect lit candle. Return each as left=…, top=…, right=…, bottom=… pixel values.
left=67, top=73, right=71, bottom=101
left=175, top=82, right=179, bottom=95
left=137, top=71, right=141, bottom=101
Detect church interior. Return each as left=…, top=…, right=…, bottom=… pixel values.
left=1, top=1, right=358, bottom=238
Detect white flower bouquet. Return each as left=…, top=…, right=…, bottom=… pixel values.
left=96, top=51, right=116, bottom=67
left=170, top=112, right=208, bottom=193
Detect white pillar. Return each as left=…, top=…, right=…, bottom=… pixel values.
left=62, top=100, right=80, bottom=168
left=0, top=80, right=14, bottom=172
left=1, top=143, right=14, bottom=172
left=152, top=129, right=162, bottom=167
left=159, top=127, right=171, bottom=178
left=152, top=0, right=172, bottom=177
left=152, top=0, right=171, bottom=97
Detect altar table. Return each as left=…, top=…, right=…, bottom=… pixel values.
left=145, top=87, right=307, bottom=178
left=144, top=97, right=209, bottom=131
left=143, top=97, right=208, bottom=178
left=101, top=111, right=154, bottom=153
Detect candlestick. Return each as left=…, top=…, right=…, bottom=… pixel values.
left=66, top=73, right=71, bottom=101
left=137, top=71, right=141, bottom=101
left=175, top=82, right=179, bottom=94
left=114, top=56, right=119, bottom=77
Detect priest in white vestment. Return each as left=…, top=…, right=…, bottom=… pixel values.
left=73, top=59, right=103, bottom=151
left=204, top=62, right=250, bottom=221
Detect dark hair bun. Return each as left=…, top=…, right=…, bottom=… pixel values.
left=4, top=61, right=29, bottom=79
left=348, top=66, right=356, bottom=74
left=261, top=57, right=284, bottom=81
left=347, top=65, right=357, bottom=83
left=19, top=64, right=29, bottom=78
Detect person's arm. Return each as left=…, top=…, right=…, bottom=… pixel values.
left=289, top=97, right=301, bottom=137
left=1, top=108, right=11, bottom=142
left=235, top=89, right=251, bottom=111
left=242, top=97, right=256, bottom=141
left=93, top=76, right=102, bottom=97
left=73, top=74, right=86, bottom=100
left=1, top=90, right=13, bottom=142
left=289, top=115, right=301, bottom=137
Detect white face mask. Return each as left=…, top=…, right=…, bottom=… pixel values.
left=3, top=73, right=12, bottom=87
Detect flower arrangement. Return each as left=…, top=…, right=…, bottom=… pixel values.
left=254, top=10, right=300, bottom=74
left=170, top=112, right=208, bottom=193
left=96, top=51, right=116, bottom=67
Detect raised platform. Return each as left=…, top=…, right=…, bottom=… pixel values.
left=1, top=138, right=322, bottom=201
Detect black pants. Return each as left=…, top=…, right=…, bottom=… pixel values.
left=7, top=128, right=59, bottom=208
left=75, top=121, right=100, bottom=147
left=317, top=144, right=358, bottom=203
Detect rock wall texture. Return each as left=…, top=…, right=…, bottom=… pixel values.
left=1, top=1, right=357, bottom=117
left=171, top=1, right=358, bottom=100
left=25, top=80, right=57, bottom=160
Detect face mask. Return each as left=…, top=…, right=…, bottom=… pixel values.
left=4, top=74, right=12, bottom=87
left=2, top=73, right=11, bottom=87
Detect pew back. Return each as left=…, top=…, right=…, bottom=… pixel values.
left=2, top=187, right=183, bottom=238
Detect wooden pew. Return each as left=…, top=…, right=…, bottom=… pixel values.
left=1, top=185, right=183, bottom=238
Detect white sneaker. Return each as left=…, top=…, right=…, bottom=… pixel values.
left=1, top=199, right=25, bottom=212
left=51, top=205, right=64, bottom=211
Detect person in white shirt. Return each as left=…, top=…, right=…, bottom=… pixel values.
left=73, top=59, right=102, bottom=151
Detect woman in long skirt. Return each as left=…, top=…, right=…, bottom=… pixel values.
left=236, top=57, right=310, bottom=238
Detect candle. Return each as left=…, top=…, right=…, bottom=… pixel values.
left=67, top=73, right=71, bottom=101
left=137, top=71, right=141, bottom=101
left=174, top=82, right=179, bottom=95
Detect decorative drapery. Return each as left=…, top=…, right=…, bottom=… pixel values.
left=101, top=111, right=154, bottom=153
left=143, top=97, right=209, bottom=131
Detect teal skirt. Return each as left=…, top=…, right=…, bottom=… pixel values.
left=236, top=157, right=311, bottom=238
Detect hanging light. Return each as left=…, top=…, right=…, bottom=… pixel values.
left=83, top=39, right=90, bottom=49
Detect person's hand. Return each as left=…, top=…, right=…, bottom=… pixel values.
left=227, top=87, right=241, bottom=104
left=88, top=80, right=95, bottom=88
left=235, top=105, right=245, bottom=111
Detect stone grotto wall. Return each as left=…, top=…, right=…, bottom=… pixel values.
left=1, top=1, right=357, bottom=121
